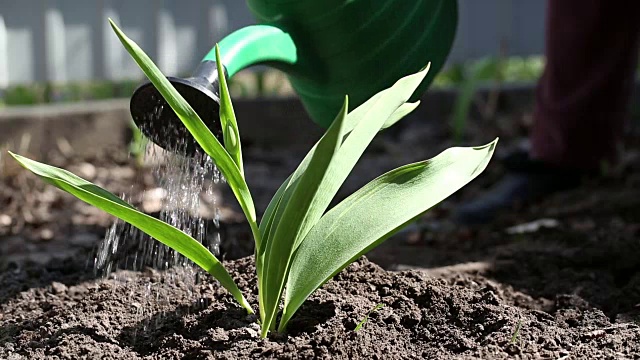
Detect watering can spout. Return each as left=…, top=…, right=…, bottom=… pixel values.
left=130, top=0, right=458, bottom=157
left=130, top=25, right=298, bottom=156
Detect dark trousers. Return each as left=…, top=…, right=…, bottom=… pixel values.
left=531, top=0, right=640, bottom=170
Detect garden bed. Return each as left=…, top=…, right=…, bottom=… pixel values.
left=2, top=255, right=639, bottom=359
left=1, top=99, right=640, bottom=358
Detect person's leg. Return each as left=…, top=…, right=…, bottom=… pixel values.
left=532, top=0, right=640, bottom=170
left=455, top=0, right=640, bottom=225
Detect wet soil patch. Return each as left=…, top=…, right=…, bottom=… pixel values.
left=1, top=256, right=639, bottom=359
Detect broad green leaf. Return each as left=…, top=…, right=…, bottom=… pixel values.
left=257, top=100, right=420, bottom=249
left=258, top=83, right=425, bottom=242
left=256, top=72, right=426, bottom=333
left=260, top=97, right=349, bottom=337
left=258, top=99, right=420, bottom=238
left=254, top=93, right=418, bottom=327
left=384, top=101, right=420, bottom=129
left=259, top=175, right=291, bottom=238
left=257, top=63, right=428, bottom=237
left=288, top=66, right=431, bottom=252
left=215, top=45, right=244, bottom=175
left=9, top=152, right=253, bottom=313
left=280, top=139, right=498, bottom=329
left=254, top=173, right=290, bottom=320
left=108, top=20, right=260, bottom=243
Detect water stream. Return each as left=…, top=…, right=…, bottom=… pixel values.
left=91, top=128, right=225, bottom=336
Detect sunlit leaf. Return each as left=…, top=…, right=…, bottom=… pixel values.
left=109, top=19, right=260, bottom=242
left=259, top=96, right=349, bottom=336
left=9, top=152, right=253, bottom=314
left=215, top=45, right=244, bottom=175
left=280, top=140, right=498, bottom=329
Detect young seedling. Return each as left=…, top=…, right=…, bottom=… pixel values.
left=510, top=319, right=523, bottom=344
left=9, top=20, right=497, bottom=338
left=354, top=303, right=385, bottom=332
left=128, top=120, right=149, bottom=168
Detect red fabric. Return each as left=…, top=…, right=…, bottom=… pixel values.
left=531, top=0, right=640, bottom=170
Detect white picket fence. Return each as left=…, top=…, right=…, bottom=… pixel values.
left=0, top=0, right=545, bottom=88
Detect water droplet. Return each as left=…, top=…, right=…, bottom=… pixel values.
left=91, top=138, right=227, bottom=328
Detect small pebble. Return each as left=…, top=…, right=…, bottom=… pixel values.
left=0, top=214, right=12, bottom=226
left=77, top=163, right=97, bottom=179
left=99, top=282, right=113, bottom=290
left=68, top=285, right=88, bottom=296
left=209, top=328, right=229, bottom=342
left=246, top=328, right=259, bottom=338
left=40, top=228, right=54, bottom=240
left=51, top=282, right=67, bottom=294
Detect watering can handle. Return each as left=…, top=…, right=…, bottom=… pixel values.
left=130, top=1, right=456, bottom=155
left=202, top=25, right=298, bottom=78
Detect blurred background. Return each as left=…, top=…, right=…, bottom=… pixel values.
left=0, top=0, right=547, bottom=105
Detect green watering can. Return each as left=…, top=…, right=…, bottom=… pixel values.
left=131, top=0, right=458, bottom=155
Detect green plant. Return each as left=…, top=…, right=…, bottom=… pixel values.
left=3, top=85, right=43, bottom=105
left=354, top=303, right=385, bottom=332
left=450, top=57, right=501, bottom=144
left=433, top=55, right=547, bottom=144
left=510, top=319, right=523, bottom=344
left=9, top=20, right=497, bottom=338
left=128, top=120, right=149, bottom=168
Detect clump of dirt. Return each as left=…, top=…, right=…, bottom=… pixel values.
left=1, top=256, right=638, bottom=359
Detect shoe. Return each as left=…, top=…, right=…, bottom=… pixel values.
left=453, top=151, right=583, bottom=225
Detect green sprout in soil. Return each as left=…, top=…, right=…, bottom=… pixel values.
left=9, top=20, right=497, bottom=338
left=354, top=303, right=385, bottom=332
left=511, top=319, right=523, bottom=344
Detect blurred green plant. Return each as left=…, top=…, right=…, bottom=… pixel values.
left=438, top=55, right=545, bottom=144
left=0, top=56, right=549, bottom=107
left=449, top=57, right=503, bottom=144
left=0, top=79, right=145, bottom=106
left=432, top=56, right=545, bottom=88
left=128, top=120, right=149, bottom=168
left=3, top=85, right=44, bottom=105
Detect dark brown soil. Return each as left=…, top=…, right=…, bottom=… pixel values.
left=2, top=254, right=638, bottom=360
left=2, top=105, right=640, bottom=358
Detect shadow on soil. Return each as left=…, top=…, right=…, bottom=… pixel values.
left=368, top=177, right=640, bottom=322
left=0, top=256, right=97, bottom=306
